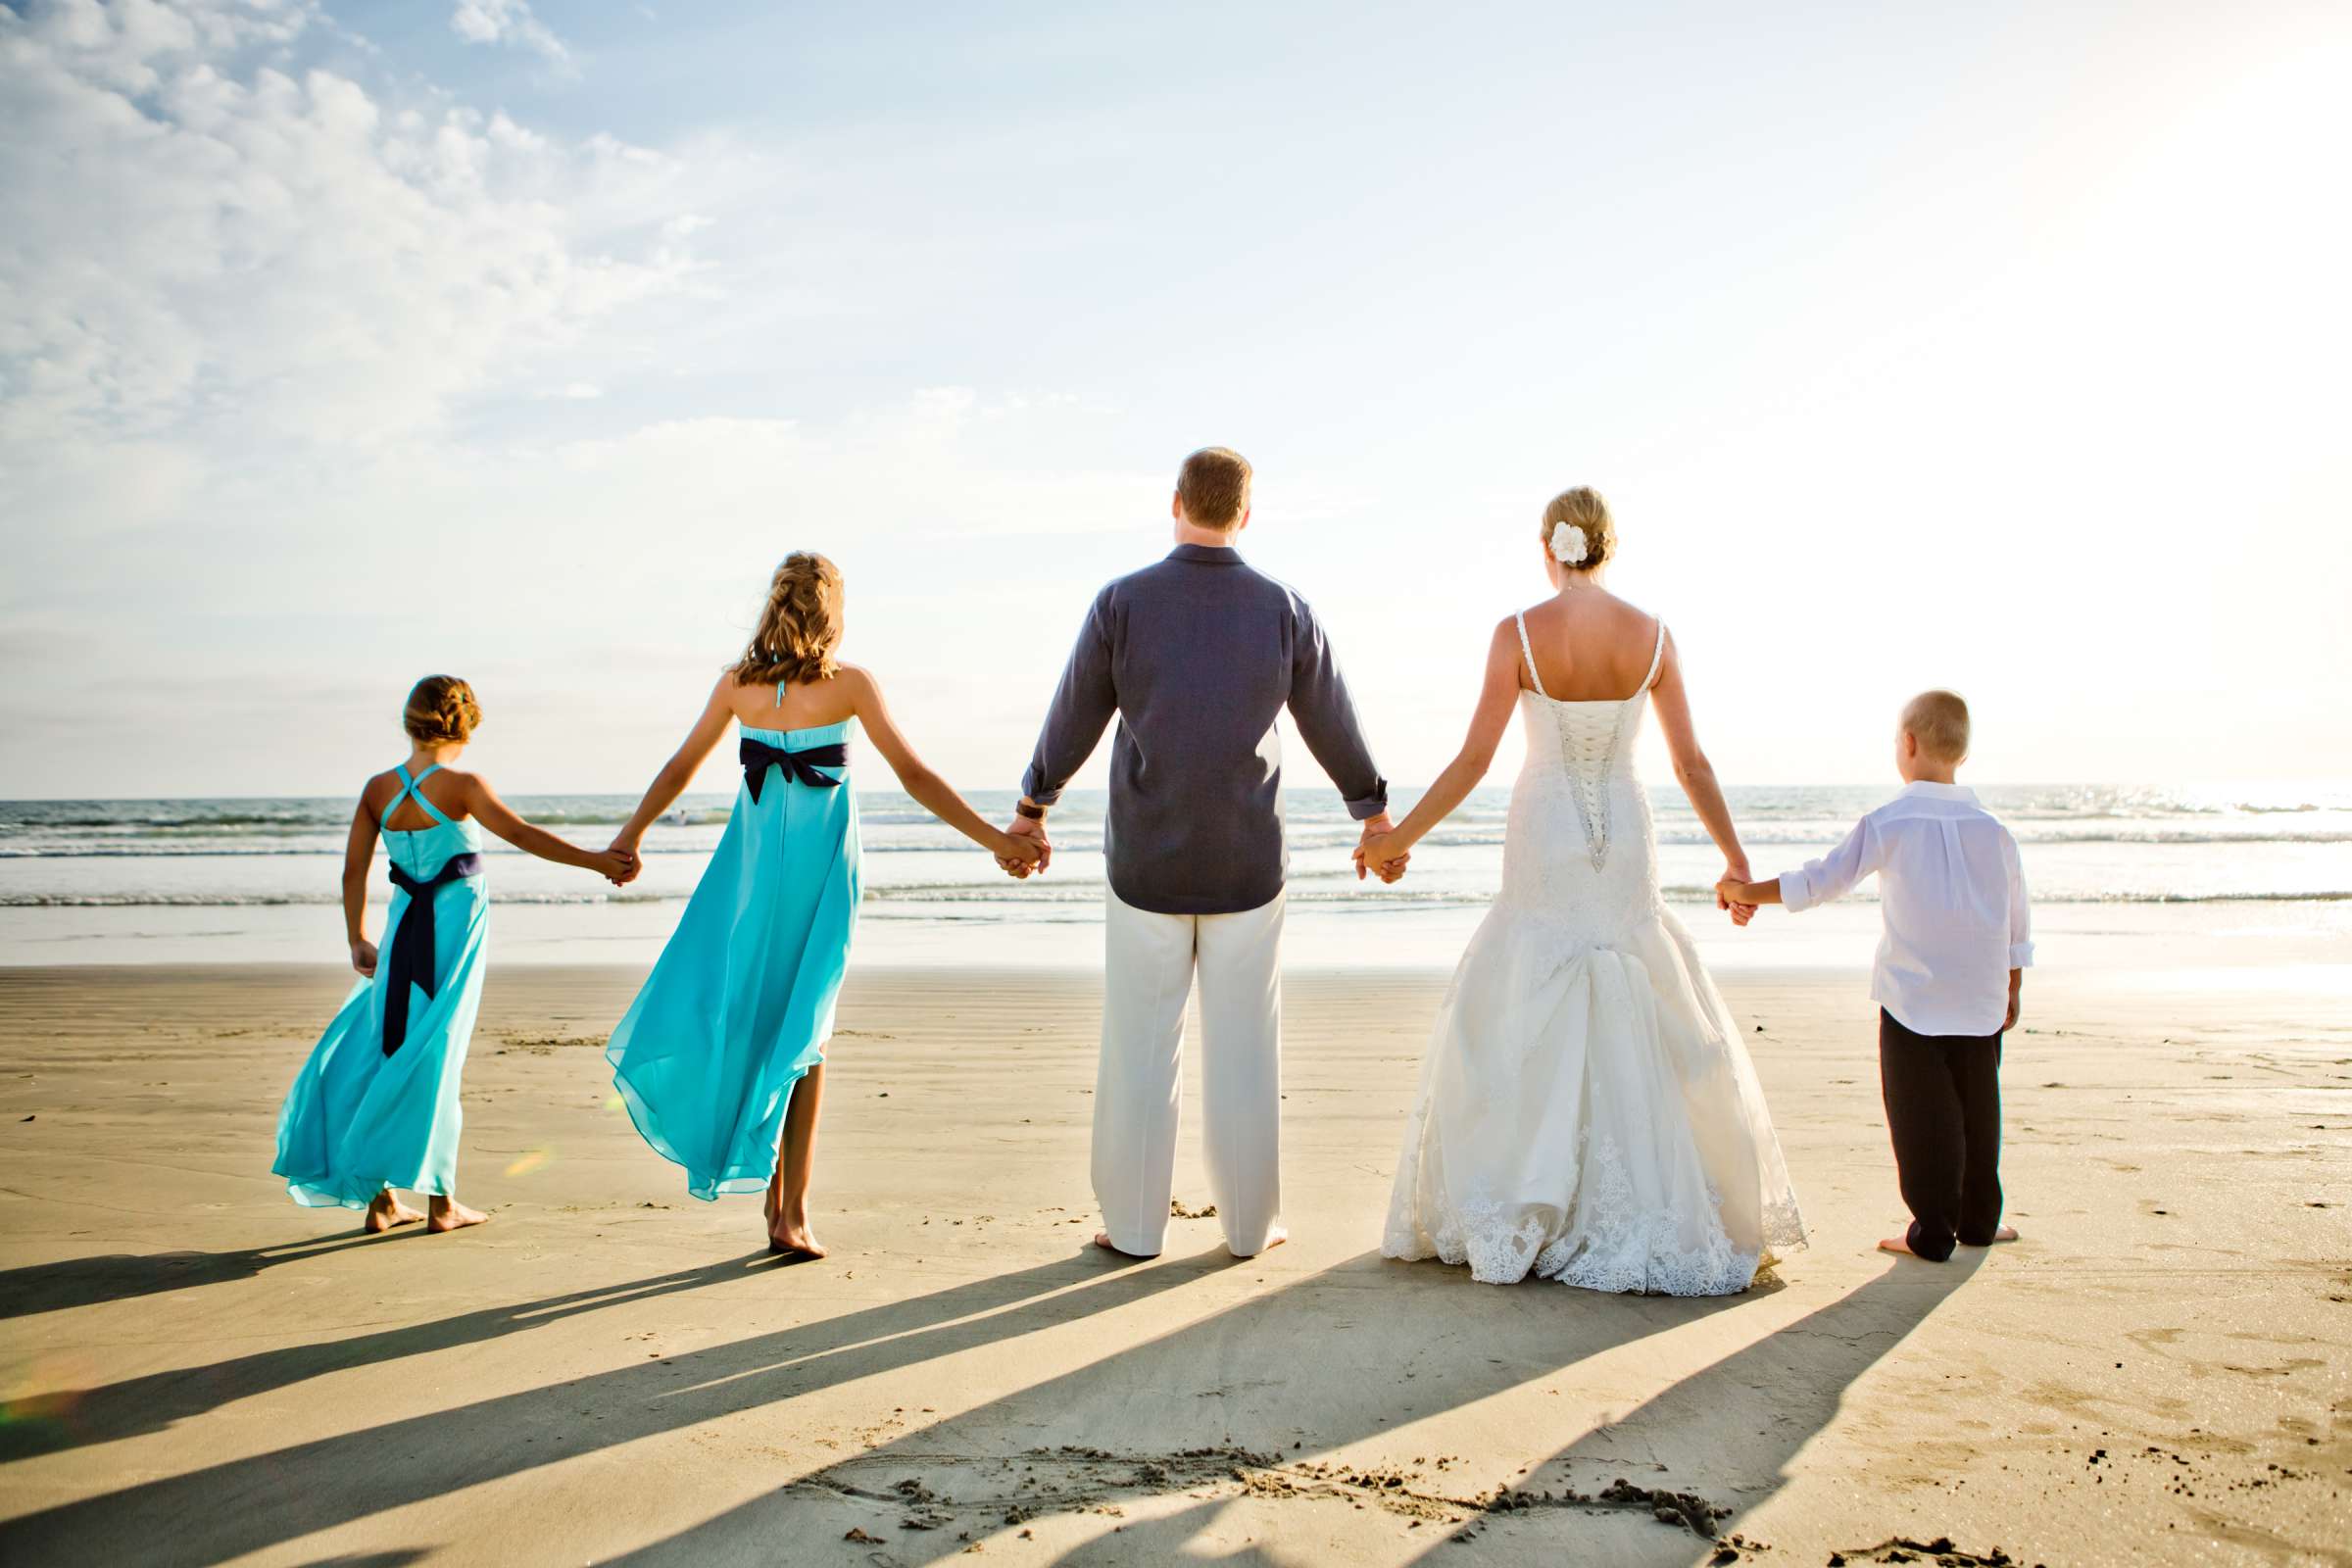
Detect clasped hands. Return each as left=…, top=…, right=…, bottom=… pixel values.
left=599, top=839, right=644, bottom=888
left=1714, top=865, right=1758, bottom=927
left=993, top=808, right=1409, bottom=884
left=996, top=808, right=1050, bottom=877
left=1353, top=814, right=1409, bottom=884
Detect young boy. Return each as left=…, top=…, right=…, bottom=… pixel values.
left=1717, top=690, right=2032, bottom=1261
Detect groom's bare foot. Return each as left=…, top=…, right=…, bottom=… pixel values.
left=365, top=1192, right=425, bottom=1233
left=1093, top=1232, right=1158, bottom=1259
left=1231, top=1227, right=1288, bottom=1258
left=1876, top=1234, right=1916, bottom=1256
left=1964, top=1225, right=2021, bottom=1245
left=426, top=1198, right=488, bottom=1233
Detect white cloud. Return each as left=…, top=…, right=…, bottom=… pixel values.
left=448, top=0, right=568, bottom=68
left=0, top=0, right=689, bottom=453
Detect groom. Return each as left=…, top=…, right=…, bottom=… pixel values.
left=1004, top=447, right=1399, bottom=1259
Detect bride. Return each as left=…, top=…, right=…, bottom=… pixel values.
left=1360, top=488, right=1803, bottom=1295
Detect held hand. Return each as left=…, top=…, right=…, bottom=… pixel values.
left=1000, top=812, right=1051, bottom=878
left=1355, top=832, right=1409, bottom=884
left=594, top=849, right=639, bottom=886
left=1717, top=864, right=1757, bottom=927
left=350, top=938, right=379, bottom=978
left=994, top=830, right=1045, bottom=871
left=1355, top=814, right=1408, bottom=884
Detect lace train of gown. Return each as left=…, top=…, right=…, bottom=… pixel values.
left=1381, top=616, right=1805, bottom=1295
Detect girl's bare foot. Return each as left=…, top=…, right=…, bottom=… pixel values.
left=1094, top=1232, right=1158, bottom=1259
left=365, top=1192, right=425, bottom=1233
left=770, top=1208, right=826, bottom=1258
left=426, top=1197, right=488, bottom=1233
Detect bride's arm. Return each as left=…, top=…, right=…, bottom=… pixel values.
left=1649, top=628, right=1756, bottom=922
left=1360, top=620, right=1522, bottom=867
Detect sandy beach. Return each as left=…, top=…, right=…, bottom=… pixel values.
left=0, top=961, right=2345, bottom=1566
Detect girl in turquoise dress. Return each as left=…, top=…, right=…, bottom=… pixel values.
left=273, top=677, right=633, bottom=1233
left=604, top=552, right=1039, bottom=1255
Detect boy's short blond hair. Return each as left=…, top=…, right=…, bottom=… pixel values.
left=1176, top=447, right=1252, bottom=530
left=1902, top=690, right=1971, bottom=761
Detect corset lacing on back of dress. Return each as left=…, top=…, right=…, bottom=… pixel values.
left=1513, top=611, right=1666, bottom=873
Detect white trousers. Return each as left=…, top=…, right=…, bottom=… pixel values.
left=1094, top=889, right=1285, bottom=1258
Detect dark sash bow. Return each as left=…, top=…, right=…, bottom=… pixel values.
left=381, top=853, right=483, bottom=1056
left=740, top=738, right=848, bottom=804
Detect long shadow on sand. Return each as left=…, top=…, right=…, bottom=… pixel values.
left=0, top=1248, right=795, bottom=1459
left=1393, top=1250, right=1985, bottom=1565
left=611, top=1252, right=1980, bottom=1566
left=602, top=1250, right=1796, bottom=1566
left=2, top=1243, right=1979, bottom=1565
left=0, top=1228, right=436, bottom=1322
left=0, top=1245, right=1245, bottom=1561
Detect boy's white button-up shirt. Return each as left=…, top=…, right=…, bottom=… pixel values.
left=1777, top=781, right=2034, bottom=1038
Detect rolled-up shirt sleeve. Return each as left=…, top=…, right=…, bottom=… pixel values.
left=1020, top=591, right=1118, bottom=807
left=1286, top=598, right=1388, bottom=821
left=2003, top=828, right=2034, bottom=968
left=1779, top=817, right=1877, bottom=914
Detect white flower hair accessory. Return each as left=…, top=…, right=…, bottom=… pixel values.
left=1549, top=521, right=1590, bottom=566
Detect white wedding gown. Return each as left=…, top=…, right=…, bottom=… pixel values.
left=1382, top=614, right=1805, bottom=1295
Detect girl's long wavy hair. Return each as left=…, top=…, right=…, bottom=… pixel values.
left=730, top=552, right=844, bottom=689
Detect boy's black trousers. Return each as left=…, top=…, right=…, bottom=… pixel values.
left=1879, top=1008, right=2004, bottom=1262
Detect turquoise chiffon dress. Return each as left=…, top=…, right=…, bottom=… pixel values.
left=608, top=694, right=861, bottom=1200
left=273, top=763, right=489, bottom=1208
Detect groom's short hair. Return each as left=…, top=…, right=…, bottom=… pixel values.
left=1177, top=447, right=1252, bottom=530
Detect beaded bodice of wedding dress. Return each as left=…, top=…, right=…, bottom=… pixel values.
left=1381, top=614, right=1805, bottom=1295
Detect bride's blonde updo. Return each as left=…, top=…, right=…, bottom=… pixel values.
left=1541, top=486, right=1617, bottom=572
left=731, top=552, right=845, bottom=689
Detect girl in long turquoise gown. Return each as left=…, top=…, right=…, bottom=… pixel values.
left=604, top=552, right=1041, bottom=1255
left=273, top=676, right=633, bottom=1233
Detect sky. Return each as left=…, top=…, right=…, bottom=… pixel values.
left=2, top=0, right=2347, bottom=801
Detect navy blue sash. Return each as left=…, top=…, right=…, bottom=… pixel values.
left=740, top=738, right=848, bottom=804
left=382, top=853, right=483, bottom=1055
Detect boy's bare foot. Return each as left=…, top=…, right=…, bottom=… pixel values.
left=1231, top=1226, right=1288, bottom=1258
left=1963, top=1225, right=2021, bottom=1246
left=1094, top=1232, right=1158, bottom=1259
left=426, top=1198, right=488, bottom=1233
left=1876, top=1234, right=1916, bottom=1256
left=365, top=1192, right=425, bottom=1233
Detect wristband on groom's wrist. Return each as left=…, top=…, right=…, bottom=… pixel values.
left=1015, top=800, right=1048, bottom=821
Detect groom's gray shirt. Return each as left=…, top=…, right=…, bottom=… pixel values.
left=1021, top=543, right=1388, bottom=916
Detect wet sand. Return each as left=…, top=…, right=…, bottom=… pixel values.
left=0, top=962, right=2345, bottom=1565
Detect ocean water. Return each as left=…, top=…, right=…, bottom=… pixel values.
left=3, top=784, right=2346, bottom=975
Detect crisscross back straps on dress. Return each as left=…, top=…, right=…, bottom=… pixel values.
left=380, top=763, right=455, bottom=829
